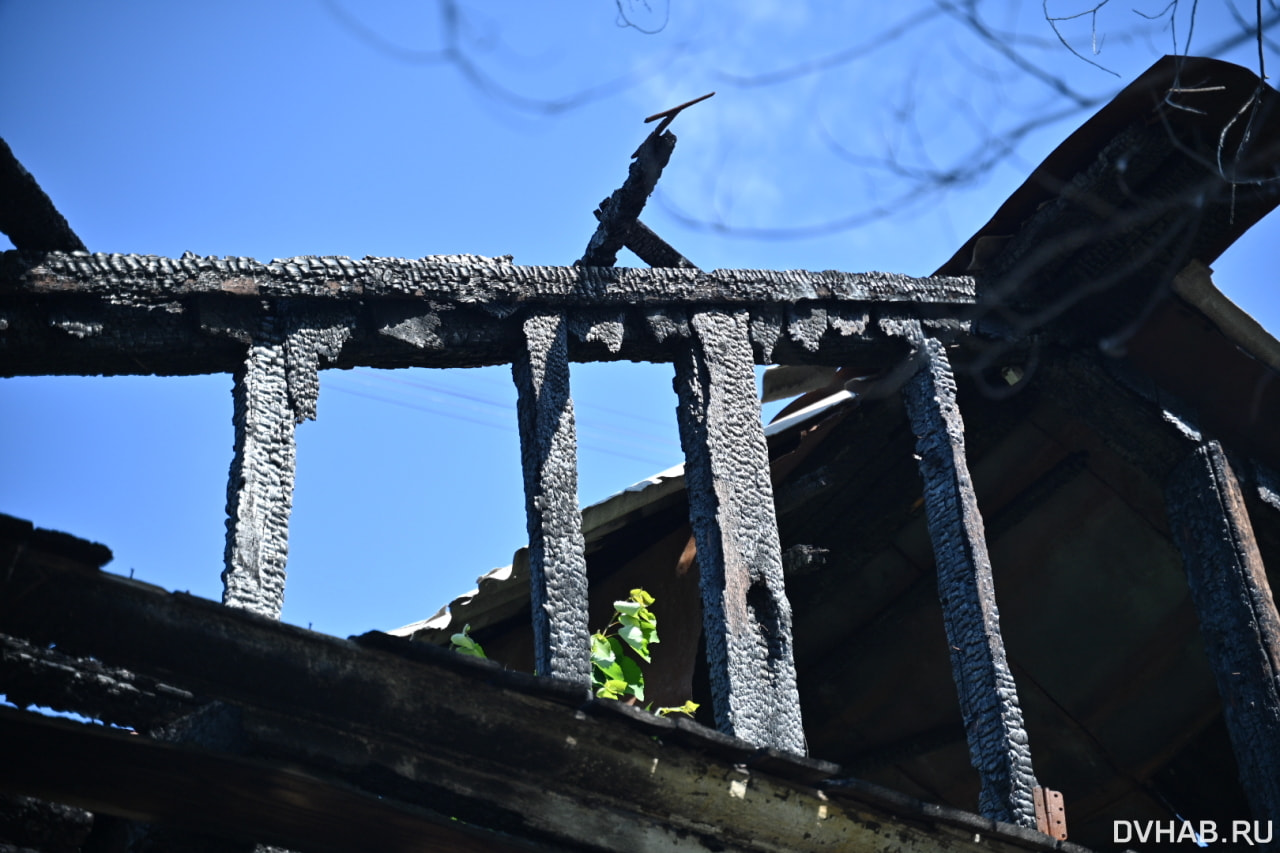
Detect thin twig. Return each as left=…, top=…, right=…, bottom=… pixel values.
left=1043, top=0, right=1121, bottom=76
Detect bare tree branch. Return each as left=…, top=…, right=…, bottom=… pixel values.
left=712, top=7, right=942, bottom=88
left=615, top=0, right=670, bottom=34
left=320, top=0, right=684, bottom=115
left=1043, top=1, right=1122, bottom=76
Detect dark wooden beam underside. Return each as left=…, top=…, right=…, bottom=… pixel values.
left=0, top=533, right=1082, bottom=853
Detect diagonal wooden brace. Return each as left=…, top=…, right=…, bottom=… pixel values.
left=512, top=311, right=591, bottom=685
left=1165, top=440, right=1280, bottom=826
left=673, top=309, right=806, bottom=753
left=577, top=130, right=678, bottom=269
left=900, top=328, right=1039, bottom=827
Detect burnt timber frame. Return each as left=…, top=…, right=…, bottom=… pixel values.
left=0, top=524, right=1090, bottom=853
left=5, top=53, right=1280, bottom=844
left=586, top=127, right=805, bottom=750
left=899, top=326, right=1039, bottom=826
left=1165, top=441, right=1280, bottom=825
left=0, top=248, right=974, bottom=753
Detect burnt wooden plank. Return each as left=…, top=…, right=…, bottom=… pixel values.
left=0, top=138, right=87, bottom=253
left=613, top=218, right=696, bottom=269
left=2, top=251, right=976, bottom=306
left=577, top=130, right=677, bottom=268
left=1, top=253, right=973, bottom=377
left=223, top=323, right=296, bottom=618
left=0, top=633, right=199, bottom=730
left=0, top=709, right=535, bottom=853
left=673, top=309, right=805, bottom=753
left=1165, top=441, right=1280, bottom=825
left=512, top=311, right=591, bottom=684
left=901, top=331, right=1039, bottom=828
left=0, top=551, right=1077, bottom=853
left=222, top=313, right=350, bottom=618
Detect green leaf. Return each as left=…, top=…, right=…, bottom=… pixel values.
left=591, top=633, right=625, bottom=685
left=597, top=678, right=629, bottom=699
left=617, top=623, right=651, bottom=662
left=590, top=632, right=614, bottom=664
left=449, top=624, right=487, bottom=659
left=629, top=588, right=656, bottom=607
left=655, top=700, right=700, bottom=718
left=615, top=651, right=645, bottom=702
left=613, top=601, right=645, bottom=618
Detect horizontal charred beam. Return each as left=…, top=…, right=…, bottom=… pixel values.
left=0, top=634, right=199, bottom=731
left=1, top=253, right=972, bottom=377
left=0, top=708, right=534, bottom=853
left=2, top=251, right=974, bottom=305
left=0, top=535, right=1081, bottom=853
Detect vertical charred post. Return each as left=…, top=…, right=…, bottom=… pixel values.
left=223, top=312, right=349, bottom=619
left=1166, top=441, right=1280, bottom=831
left=224, top=319, right=295, bottom=619
left=512, top=311, right=591, bottom=686
left=901, top=330, right=1038, bottom=828
left=673, top=309, right=805, bottom=753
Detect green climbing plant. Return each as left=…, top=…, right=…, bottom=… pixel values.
left=449, top=623, right=486, bottom=659
left=449, top=588, right=698, bottom=718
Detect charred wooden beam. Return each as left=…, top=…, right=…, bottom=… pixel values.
left=0, top=633, right=198, bottom=730
left=0, top=138, right=87, bottom=254
left=223, top=322, right=295, bottom=618
left=613, top=218, right=696, bottom=270
left=0, top=708, right=533, bottom=853
left=1165, top=441, right=1280, bottom=827
left=512, top=312, right=591, bottom=685
left=673, top=309, right=806, bottom=753
left=0, top=792, right=93, bottom=852
left=1, top=251, right=971, bottom=377
left=901, top=329, right=1039, bottom=828
left=2, top=251, right=973, bottom=306
left=577, top=130, right=677, bottom=268
left=0, top=547, right=1078, bottom=853
left=221, top=312, right=350, bottom=618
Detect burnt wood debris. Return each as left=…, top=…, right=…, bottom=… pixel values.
left=3, top=55, right=1280, bottom=852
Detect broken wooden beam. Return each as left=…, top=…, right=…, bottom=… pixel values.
left=1165, top=440, right=1280, bottom=827
left=0, top=138, right=87, bottom=254
left=673, top=309, right=806, bottom=753
left=512, top=312, right=591, bottom=685
left=592, top=212, right=696, bottom=270
left=577, top=129, right=677, bottom=268
left=900, top=329, right=1039, bottom=828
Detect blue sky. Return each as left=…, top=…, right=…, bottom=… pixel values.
left=2, top=1, right=1277, bottom=638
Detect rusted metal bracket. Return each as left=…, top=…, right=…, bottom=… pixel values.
left=1033, top=786, right=1067, bottom=841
